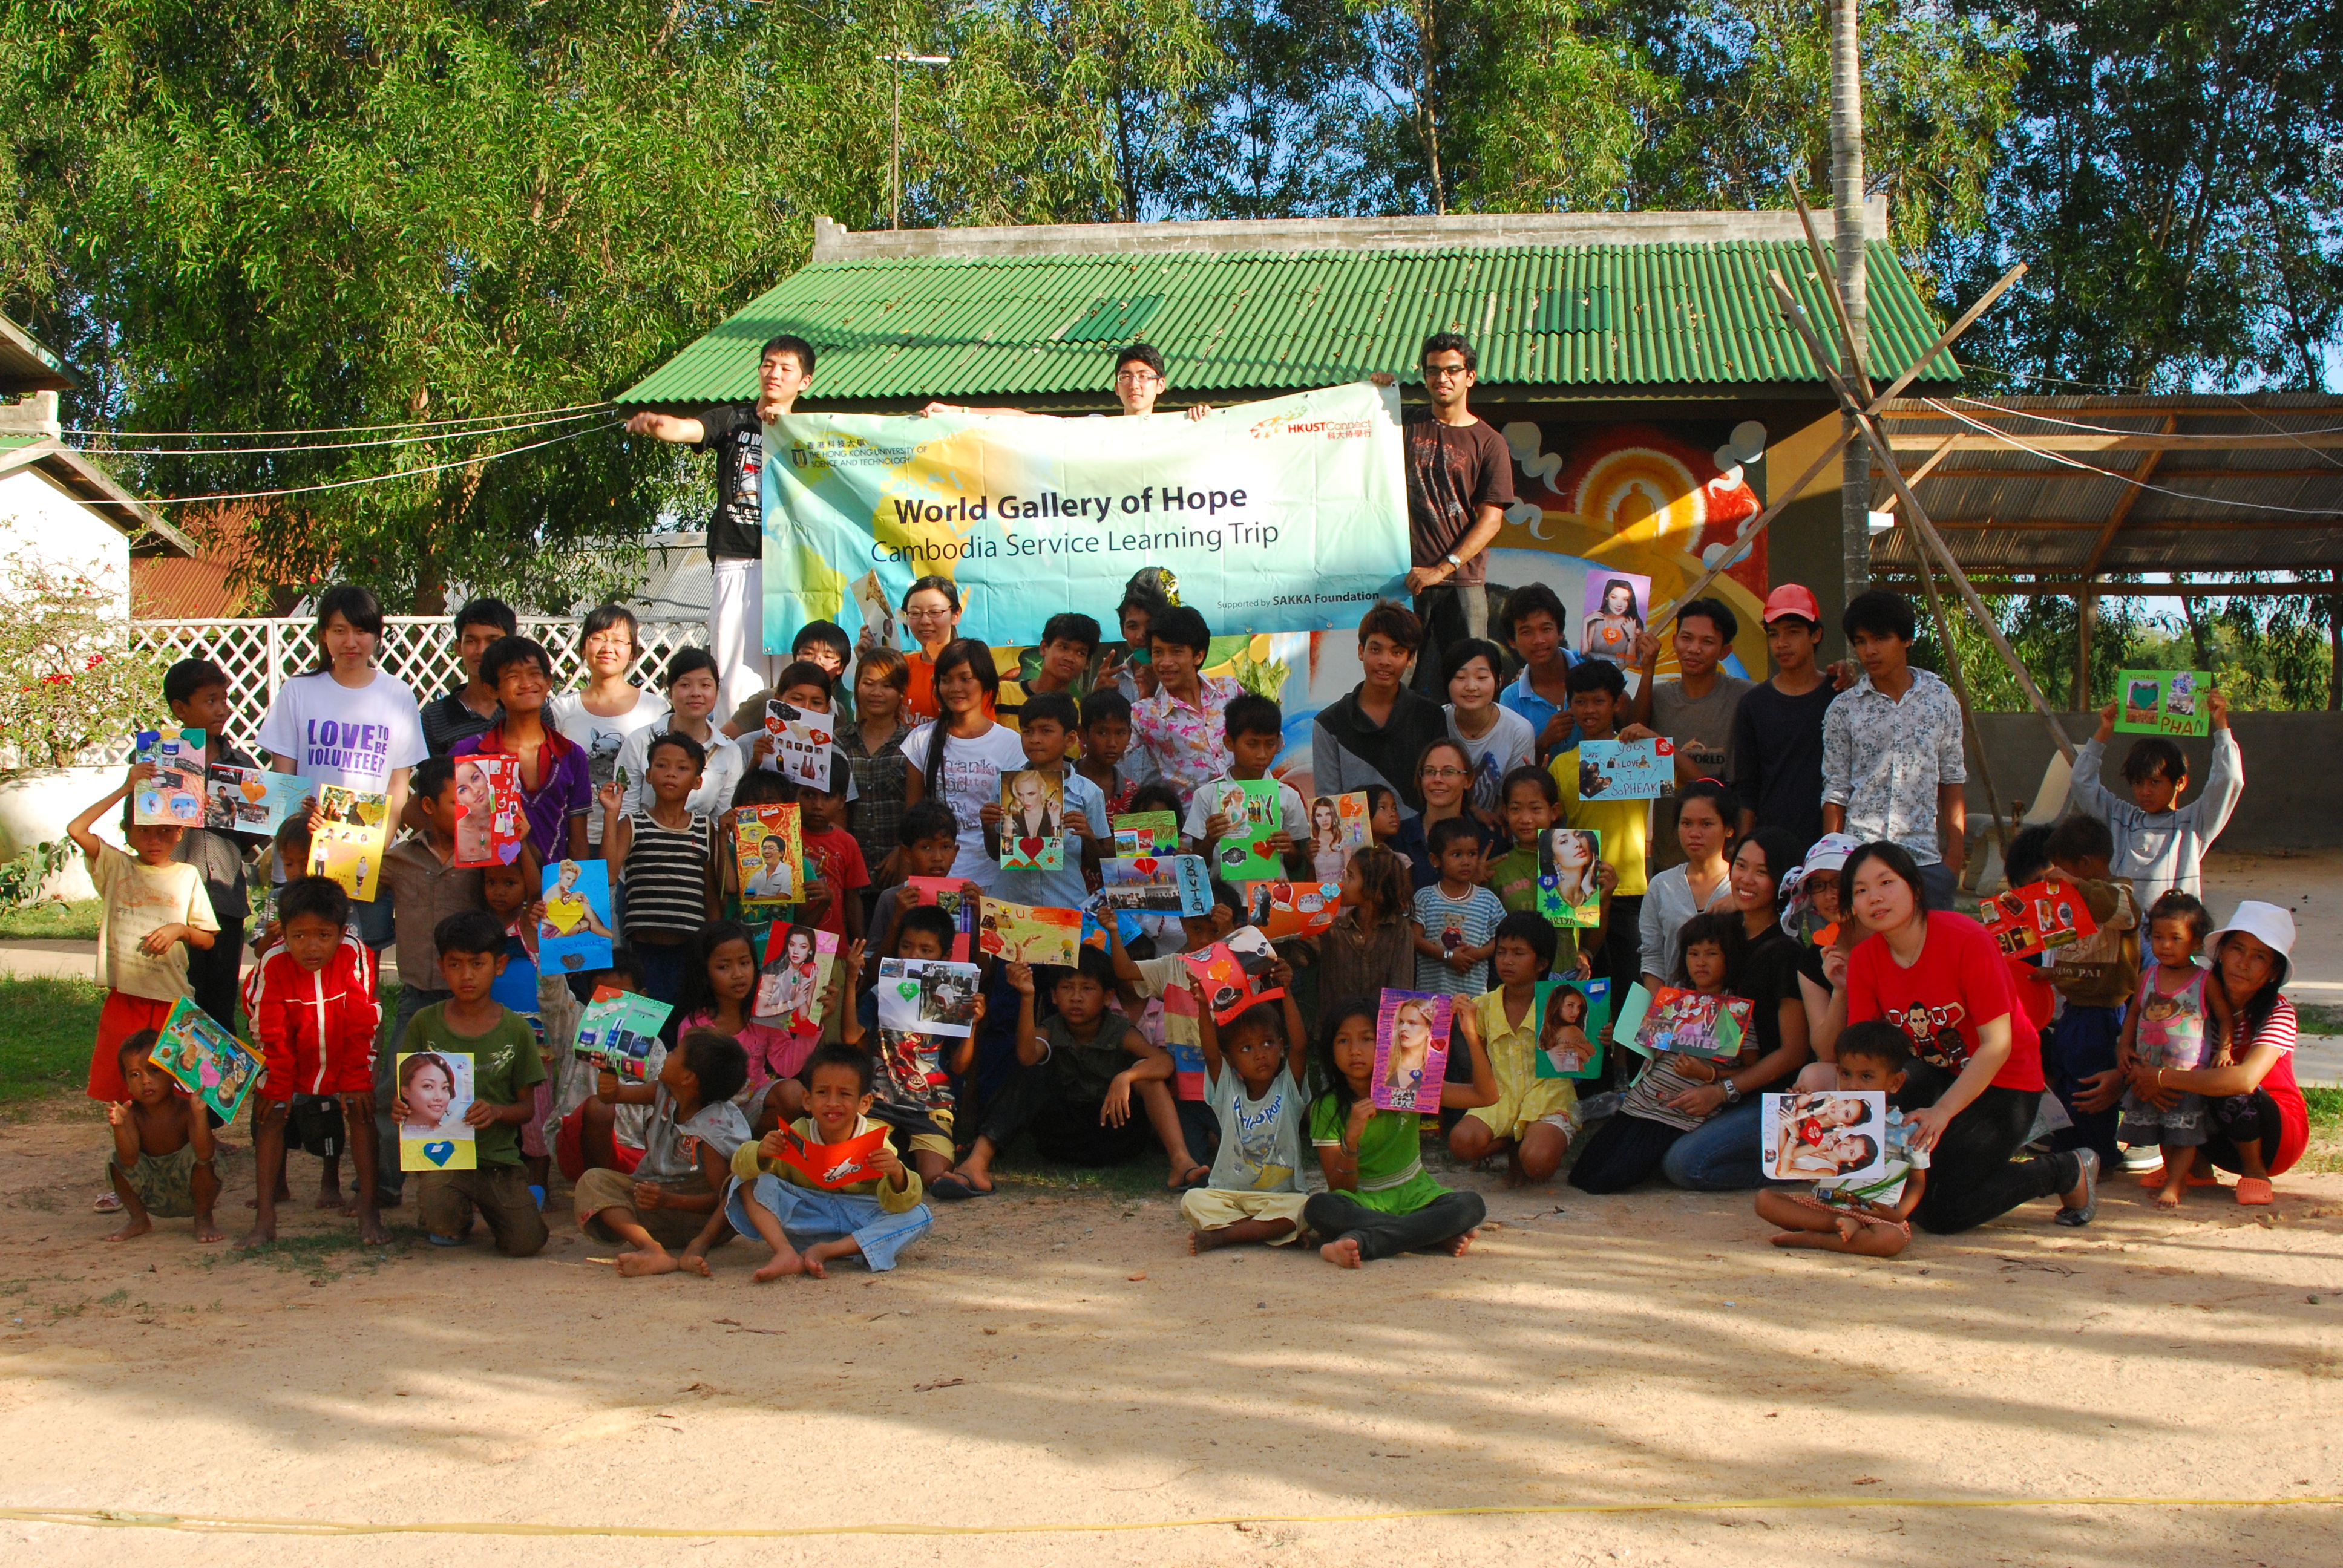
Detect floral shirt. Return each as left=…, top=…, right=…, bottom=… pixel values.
left=1820, top=668, right=1966, bottom=867
left=1130, top=672, right=1244, bottom=806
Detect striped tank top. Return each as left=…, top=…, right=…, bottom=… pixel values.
left=622, top=810, right=712, bottom=938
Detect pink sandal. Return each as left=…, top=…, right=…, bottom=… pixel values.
left=2235, top=1177, right=2275, bottom=1206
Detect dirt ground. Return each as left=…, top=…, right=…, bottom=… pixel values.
left=1, top=1096, right=2339, bottom=1568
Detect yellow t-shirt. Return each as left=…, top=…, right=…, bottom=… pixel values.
left=90, top=842, right=219, bottom=1002
left=1550, top=747, right=1650, bottom=897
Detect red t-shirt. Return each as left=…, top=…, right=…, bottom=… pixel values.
left=2008, top=955, right=2057, bottom=1032
left=2241, top=996, right=2309, bottom=1177
left=801, top=825, right=871, bottom=936
left=1847, top=911, right=2043, bottom=1093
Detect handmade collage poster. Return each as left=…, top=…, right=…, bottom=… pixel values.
left=1110, top=811, right=1179, bottom=856
left=307, top=785, right=390, bottom=901
left=574, top=987, right=673, bottom=1083
left=754, top=922, right=839, bottom=1036
left=132, top=728, right=207, bottom=828
left=1179, top=925, right=1285, bottom=1025
left=1372, top=989, right=1454, bottom=1113
left=451, top=754, right=526, bottom=868
left=1209, top=777, right=1284, bottom=881
left=1304, top=792, right=1371, bottom=882
left=1535, top=828, right=1604, bottom=928
left=876, top=956, right=984, bottom=1037
left=734, top=803, right=805, bottom=919
left=1533, top=976, right=1610, bottom=1080
left=1098, top=853, right=1211, bottom=915
left=764, top=699, right=836, bottom=788
left=904, top=875, right=978, bottom=960
left=2115, top=670, right=2210, bottom=737
left=1242, top=880, right=1342, bottom=940
left=1581, top=572, right=1651, bottom=664
left=1614, top=983, right=1750, bottom=1061
left=1576, top=737, right=1674, bottom=800
left=202, top=764, right=313, bottom=837
left=768, top=1123, right=891, bottom=1190
left=1760, top=1091, right=1890, bottom=1184
left=149, top=996, right=263, bottom=1123
left=1979, top=880, right=2101, bottom=960
left=396, top=1050, right=477, bottom=1172
left=999, top=767, right=1066, bottom=871
left=539, top=858, right=615, bottom=972
left=978, top=897, right=1082, bottom=967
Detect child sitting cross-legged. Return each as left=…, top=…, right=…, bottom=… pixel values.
left=1754, top=1021, right=1928, bottom=1258
left=848, top=906, right=983, bottom=1188
left=944, top=951, right=1181, bottom=1195
left=241, top=875, right=387, bottom=1249
left=104, top=1031, right=222, bottom=1243
left=577, top=1027, right=752, bottom=1277
left=398, top=910, right=550, bottom=1257
left=1181, top=976, right=1312, bottom=1253
left=1306, top=992, right=1496, bottom=1267
left=1447, top=911, right=1579, bottom=1187
left=725, top=1042, right=933, bottom=1278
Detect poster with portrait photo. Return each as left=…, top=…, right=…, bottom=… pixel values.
left=1533, top=976, right=1610, bottom=1080
left=396, top=1050, right=477, bottom=1172
left=999, top=768, right=1067, bottom=871
left=754, top=923, right=839, bottom=1036
left=1760, top=1091, right=1890, bottom=1184
left=1579, top=571, right=1651, bottom=664
left=1372, top=989, right=1453, bottom=1113
left=1305, top=792, right=1371, bottom=883
left=1535, top=828, right=1604, bottom=928
left=876, top=956, right=984, bottom=1037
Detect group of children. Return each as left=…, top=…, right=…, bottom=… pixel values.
left=74, top=588, right=2281, bottom=1279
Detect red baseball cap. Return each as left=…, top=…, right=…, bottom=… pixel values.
left=1762, top=584, right=1823, bottom=625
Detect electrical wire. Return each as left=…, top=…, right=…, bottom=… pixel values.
left=65, top=407, right=614, bottom=458
left=60, top=400, right=616, bottom=440
left=136, top=419, right=625, bottom=505
left=2, top=1494, right=2337, bottom=1540
left=1950, top=362, right=2343, bottom=472
left=1914, top=400, right=2343, bottom=519
left=1942, top=394, right=2343, bottom=443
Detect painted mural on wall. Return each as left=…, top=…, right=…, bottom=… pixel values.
left=969, top=418, right=1776, bottom=803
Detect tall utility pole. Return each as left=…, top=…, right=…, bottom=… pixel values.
left=882, top=51, right=952, bottom=230
left=1831, top=0, right=1870, bottom=598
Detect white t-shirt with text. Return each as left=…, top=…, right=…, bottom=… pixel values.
left=257, top=668, right=428, bottom=795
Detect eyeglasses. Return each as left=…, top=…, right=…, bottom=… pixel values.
left=1114, top=370, right=1162, bottom=384
left=1421, top=364, right=1469, bottom=380
left=1421, top=766, right=1469, bottom=780
left=903, top=606, right=953, bottom=619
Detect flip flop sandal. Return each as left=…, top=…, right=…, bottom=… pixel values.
left=2054, top=1148, right=2102, bottom=1228
left=93, top=1191, right=123, bottom=1213
left=928, top=1173, right=991, bottom=1201
left=1173, top=1166, right=1213, bottom=1191
left=2235, top=1177, right=2275, bottom=1206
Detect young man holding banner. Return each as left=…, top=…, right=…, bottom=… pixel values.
left=925, top=342, right=1213, bottom=422
left=1400, top=334, right=1515, bottom=699
left=624, top=335, right=817, bottom=713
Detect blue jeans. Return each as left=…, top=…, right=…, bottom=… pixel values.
left=2045, top=1004, right=2123, bottom=1169
left=1916, top=859, right=1958, bottom=912
left=726, top=1174, right=932, bottom=1272
left=1660, top=1099, right=1768, bottom=1191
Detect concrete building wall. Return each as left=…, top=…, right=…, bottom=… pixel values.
left=0, top=465, right=131, bottom=616
left=1968, top=711, right=2322, bottom=852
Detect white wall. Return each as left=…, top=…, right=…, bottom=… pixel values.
left=0, top=464, right=132, bottom=616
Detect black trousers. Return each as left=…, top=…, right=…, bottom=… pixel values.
left=1896, top=1063, right=2080, bottom=1235
left=1410, top=584, right=1486, bottom=699
left=2204, top=1088, right=2284, bottom=1171
left=186, top=917, right=245, bottom=1035
left=1303, top=1189, right=1486, bottom=1261
left=975, top=1062, right=1155, bottom=1167
left=1565, top=1111, right=1684, bottom=1194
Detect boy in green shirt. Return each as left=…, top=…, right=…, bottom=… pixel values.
left=398, top=909, right=549, bottom=1257
left=1482, top=765, right=1611, bottom=976
left=1547, top=659, right=1663, bottom=993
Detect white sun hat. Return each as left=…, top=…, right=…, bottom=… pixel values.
left=2203, top=900, right=2296, bottom=988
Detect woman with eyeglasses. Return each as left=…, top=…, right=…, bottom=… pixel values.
left=1387, top=737, right=1492, bottom=892
left=890, top=576, right=990, bottom=727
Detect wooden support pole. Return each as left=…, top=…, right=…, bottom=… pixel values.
left=1911, top=524, right=2013, bottom=868
left=1767, top=270, right=2077, bottom=765
left=2074, top=589, right=2096, bottom=711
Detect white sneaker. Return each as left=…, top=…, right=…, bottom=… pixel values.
left=2119, top=1145, right=2162, bottom=1175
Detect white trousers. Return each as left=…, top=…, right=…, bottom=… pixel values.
left=709, top=556, right=779, bottom=713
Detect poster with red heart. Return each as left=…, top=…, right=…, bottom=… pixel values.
left=1098, top=854, right=1211, bottom=915
left=999, top=768, right=1066, bottom=871
left=1242, top=880, right=1342, bottom=939
left=904, top=876, right=978, bottom=960
left=1209, top=778, right=1283, bottom=881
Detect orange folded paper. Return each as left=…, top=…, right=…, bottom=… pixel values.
left=770, top=1125, right=890, bottom=1190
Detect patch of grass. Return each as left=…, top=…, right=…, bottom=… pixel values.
left=2299, top=1088, right=2343, bottom=1174
left=0, top=900, right=100, bottom=942
left=2293, top=1002, right=2343, bottom=1036
left=982, top=1135, right=1180, bottom=1200
left=202, top=1226, right=416, bottom=1282
left=0, top=975, right=103, bottom=1104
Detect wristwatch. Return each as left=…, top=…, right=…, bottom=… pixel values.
left=1721, top=1079, right=1742, bottom=1106
left=1444, top=552, right=1464, bottom=570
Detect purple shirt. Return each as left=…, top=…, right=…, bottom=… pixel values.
left=452, top=724, right=592, bottom=864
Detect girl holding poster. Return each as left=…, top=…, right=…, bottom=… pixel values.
left=1306, top=995, right=1495, bottom=1268
left=903, top=641, right=1028, bottom=891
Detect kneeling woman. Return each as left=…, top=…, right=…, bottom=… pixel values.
left=1823, top=842, right=2097, bottom=1232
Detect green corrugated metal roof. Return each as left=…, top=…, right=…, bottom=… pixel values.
left=619, top=239, right=1953, bottom=407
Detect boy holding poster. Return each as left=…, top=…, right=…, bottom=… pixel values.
left=1549, top=658, right=1660, bottom=990
left=726, top=1043, right=932, bottom=1278
left=985, top=691, right=1105, bottom=912
left=1449, top=912, right=1579, bottom=1186
left=1754, top=1023, right=1927, bottom=1258
left=577, top=1028, right=752, bottom=1277
left=2068, top=689, right=2241, bottom=905
left=166, top=658, right=274, bottom=1037
left=399, top=911, right=548, bottom=1257
left=1180, top=973, right=1311, bottom=1252
left=105, top=1030, right=223, bottom=1243
left=1183, top=695, right=1309, bottom=882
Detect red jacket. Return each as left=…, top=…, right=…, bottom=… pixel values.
left=246, top=936, right=382, bottom=1094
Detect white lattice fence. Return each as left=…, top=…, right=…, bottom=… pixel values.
left=128, top=616, right=709, bottom=745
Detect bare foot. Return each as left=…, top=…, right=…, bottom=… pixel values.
left=234, top=1221, right=276, bottom=1251
left=1190, top=1227, right=1233, bottom=1255
left=1320, top=1236, right=1363, bottom=1269
left=615, top=1248, right=679, bottom=1278
left=2155, top=1184, right=2185, bottom=1210
left=752, top=1247, right=805, bottom=1282
left=1443, top=1227, right=1479, bottom=1258
left=192, top=1214, right=225, bottom=1243
left=358, top=1212, right=393, bottom=1246
left=1165, top=1163, right=1209, bottom=1191
left=106, top=1214, right=152, bottom=1242
left=1502, top=1146, right=1527, bottom=1189
left=803, top=1238, right=858, bottom=1279
left=316, top=1184, right=344, bottom=1210
left=676, top=1254, right=712, bottom=1278
left=1766, top=1229, right=1808, bottom=1247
